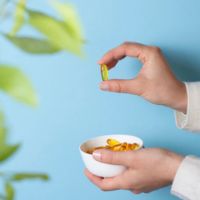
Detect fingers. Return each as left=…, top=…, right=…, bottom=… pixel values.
left=99, top=78, right=142, bottom=95
left=92, top=149, right=135, bottom=166
left=130, top=189, right=141, bottom=194
left=85, top=169, right=139, bottom=192
left=98, top=42, right=146, bottom=69
left=84, top=169, right=122, bottom=191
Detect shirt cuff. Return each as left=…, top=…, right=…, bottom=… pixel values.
left=175, top=82, right=200, bottom=132
left=171, top=156, right=200, bottom=200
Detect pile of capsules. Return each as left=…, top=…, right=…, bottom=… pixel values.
left=86, top=138, right=140, bottom=154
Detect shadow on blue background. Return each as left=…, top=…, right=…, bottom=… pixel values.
left=1, top=0, right=200, bottom=199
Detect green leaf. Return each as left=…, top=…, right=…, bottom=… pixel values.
left=0, top=144, right=20, bottom=163
left=5, top=183, right=14, bottom=200
left=52, top=2, right=84, bottom=41
left=27, top=9, right=83, bottom=56
left=0, top=65, right=38, bottom=106
left=0, top=111, right=5, bottom=126
left=10, top=0, right=26, bottom=36
left=0, top=111, right=7, bottom=146
left=11, top=173, right=49, bottom=181
left=4, top=34, right=61, bottom=54
left=0, top=129, right=7, bottom=146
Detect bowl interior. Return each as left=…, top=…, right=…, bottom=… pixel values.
left=80, top=134, right=143, bottom=154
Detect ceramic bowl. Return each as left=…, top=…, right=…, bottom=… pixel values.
left=79, top=134, right=143, bottom=178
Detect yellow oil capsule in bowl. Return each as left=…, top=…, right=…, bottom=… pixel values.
left=100, top=64, right=109, bottom=81
left=85, top=138, right=141, bottom=154
left=107, top=138, right=120, bottom=147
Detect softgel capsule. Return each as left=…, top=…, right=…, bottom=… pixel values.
left=86, top=138, right=140, bottom=154
left=100, top=64, right=109, bottom=81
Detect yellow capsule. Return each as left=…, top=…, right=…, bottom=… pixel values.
left=100, top=64, right=109, bottom=81
left=119, top=145, right=127, bottom=151
left=107, top=138, right=120, bottom=147
left=127, top=144, right=132, bottom=150
left=130, top=143, right=140, bottom=150
left=112, top=144, right=122, bottom=151
left=85, top=138, right=140, bottom=154
left=134, top=143, right=140, bottom=150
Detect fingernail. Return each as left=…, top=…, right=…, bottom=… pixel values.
left=93, top=150, right=101, bottom=160
left=100, top=82, right=109, bottom=91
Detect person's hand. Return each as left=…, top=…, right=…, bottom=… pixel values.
left=98, top=42, right=187, bottom=113
left=85, top=148, right=183, bottom=194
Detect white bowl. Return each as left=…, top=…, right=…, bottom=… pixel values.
left=79, top=134, right=143, bottom=178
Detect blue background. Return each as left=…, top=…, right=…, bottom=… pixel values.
left=1, top=0, right=200, bottom=199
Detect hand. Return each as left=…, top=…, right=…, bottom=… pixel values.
left=98, top=42, right=187, bottom=113
left=85, top=148, right=183, bottom=194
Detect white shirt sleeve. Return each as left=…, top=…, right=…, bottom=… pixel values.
left=171, top=82, right=200, bottom=200
left=171, top=156, right=200, bottom=200
left=175, top=82, right=200, bottom=132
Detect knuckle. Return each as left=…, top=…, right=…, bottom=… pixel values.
left=116, top=82, right=122, bottom=93
left=100, top=150, right=108, bottom=162
left=110, top=81, right=122, bottom=93
left=124, top=182, right=132, bottom=189
left=122, top=41, right=132, bottom=48
left=126, top=151, right=137, bottom=164
left=100, top=187, right=108, bottom=191
left=149, top=46, right=161, bottom=54
left=132, top=190, right=141, bottom=194
left=99, top=184, right=109, bottom=191
left=109, top=153, right=115, bottom=164
left=101, top=150, right=115, bottom=164
left=100, top=183, right=113, bottom=191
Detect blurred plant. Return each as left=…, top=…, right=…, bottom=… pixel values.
left=0, top=66, right=49, bottom=199
left=0, top=0, right=85, bottom=199
left=1, top=0, right=84, bottom=56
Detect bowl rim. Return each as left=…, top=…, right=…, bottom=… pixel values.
left=79, top=134, right=144, bottom=155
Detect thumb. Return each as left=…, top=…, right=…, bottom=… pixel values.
left=93, top=149, right=134, bottom=166
left=99, top=79, right=141, bottom=95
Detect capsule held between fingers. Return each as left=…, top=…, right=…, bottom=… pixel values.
left=100, top=64, right=109, bottom=81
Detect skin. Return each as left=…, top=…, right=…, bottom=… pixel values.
left=98, top=42, right=187, bottom=113
left=85, top=42, right=188, bottom=194
left=85, top=148, right=183, bottom=194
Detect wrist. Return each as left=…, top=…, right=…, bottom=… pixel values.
left=168, top=81, right=187, bottom=113
left=166, top=152, right=184, bottom=183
